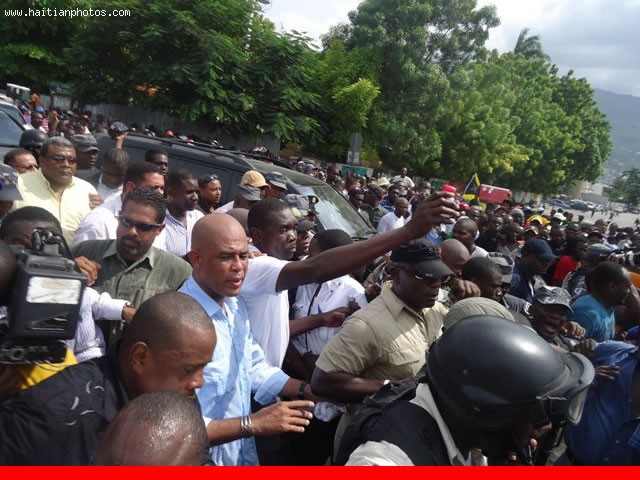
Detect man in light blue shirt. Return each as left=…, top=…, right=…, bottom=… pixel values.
left=180, top=213, right=315, bottom=465
left=569, top=262, right=632, bottom=342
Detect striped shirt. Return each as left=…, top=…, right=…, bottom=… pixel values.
left=164, top=209, right=204, bottom=257
left=70, top=287, right=127, bottom=362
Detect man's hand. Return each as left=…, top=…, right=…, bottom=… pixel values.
left=405, top=191, right=459, bottom=238
left=89, top=193, right=103, bottom=209
left=364, top=283, right=381, bottom=302
left=561, top=321, right=586, bottom=340
left=448, top=278, right=481, bottom=302
left=251, top=400, right=314, bottom=435
left=594, top=365, right=620, bottom=383
left=572, top=339, right=597, bottom=357
left=321, top=307, right=352, bottom=328
left=121, top=305, right=136, bottom=323
left=74, top=256, right=101, bottom=286
left=115, top=132, right=128, bottom=149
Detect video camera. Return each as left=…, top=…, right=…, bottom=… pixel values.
left=599, top=248, right=640, bottom=268
left=0, top=229, right=85, bottom=365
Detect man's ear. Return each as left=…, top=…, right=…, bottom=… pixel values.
left=130, top=342, right=151, bottom=376
left=188, top=249, right=201, bottom=270
left=250, top=227, right=262, bottom=247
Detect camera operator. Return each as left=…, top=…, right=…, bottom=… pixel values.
left=0, top=240, right=77, bottom=402
left=0, top=207, right=136, bottom=362
left=0, top=292, right=216, bottom=465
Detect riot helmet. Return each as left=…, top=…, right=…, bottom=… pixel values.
left=427, top=315, right=594, bottom=431
left=19, top=129, right=47, bottom=154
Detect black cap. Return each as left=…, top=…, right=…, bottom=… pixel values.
left=390, top=240, right=453, bottom=279
left=522, top=238, right=557, bottom=262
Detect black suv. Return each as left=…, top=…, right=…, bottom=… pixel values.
left=117, top=134, right=374, bottom=239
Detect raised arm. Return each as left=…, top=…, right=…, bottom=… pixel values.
left=275, top=192, right=457, bottom=292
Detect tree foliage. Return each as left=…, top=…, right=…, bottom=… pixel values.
left=0, top=0, right=93, bottom=90
left=607, top=169, right=640, bottom=206
left=66, top=0, right=322, bottom=142
left=0, top=0, right=611, bottom=194
left=336, top=0, right=500, bottom=172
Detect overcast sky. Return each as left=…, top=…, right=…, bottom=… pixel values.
left=262, top=0, right=640, bottom=97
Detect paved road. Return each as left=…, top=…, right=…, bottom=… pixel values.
left=543, top=207, right=639, bottom=228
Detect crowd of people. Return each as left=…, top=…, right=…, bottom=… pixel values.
left=0, top=110, right=639, bottom=466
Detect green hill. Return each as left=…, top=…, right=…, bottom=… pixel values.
left=594, top=88, right=640, bottom=181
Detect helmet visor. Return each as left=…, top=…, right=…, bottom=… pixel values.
left=532, top=352, right=594, bottom=426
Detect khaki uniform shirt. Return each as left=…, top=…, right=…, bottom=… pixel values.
left=316, top=283, right=448, bottom=381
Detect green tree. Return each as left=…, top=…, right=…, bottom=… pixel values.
left=0, top=0, right=93, bottom=91
left=337, top=0, right=500, bottom=173
left=435, top=54, right=530, bottom=181
left=513, top=28, right=550, bottom=61
left=68, top=0, right=323, bottom=143
left=553, top=71, right=611, bottom=183
left=607, top=169, right=640, bottom=206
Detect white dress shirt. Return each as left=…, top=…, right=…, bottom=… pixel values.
left=72, top=195, right=167, bottom=250
left=163, top=209, right=204, bottom=257
left=377, top=211, right=409, bottom=234
left=96, top=176, right=122, bottom=204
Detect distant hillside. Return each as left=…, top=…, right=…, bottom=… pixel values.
left=594, top=88, right=640, bottom=181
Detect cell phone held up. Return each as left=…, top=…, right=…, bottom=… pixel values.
left=440, top=185, right=460, bottom=221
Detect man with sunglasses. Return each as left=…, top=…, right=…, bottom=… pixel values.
left=312, top=240, right=452, bottom=456
left=73, top=161, right=166, bottom=248
left=342, top=315, right=594, bottom=466
left=11, top=136, right=98, bottom=244
left=196, top=173, right=222, bottom=214
left=73, top=188, right=191, bottom=348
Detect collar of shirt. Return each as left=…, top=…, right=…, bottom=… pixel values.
left=180, top=275, right=239, bottom=320
left=97, top=175, right=122, bottom=195
left=165, top=209, right=201, bottom=225
left=380, top=281, right=426, bottom=321
left=410, top=383, right=473, bottom=466
left=102, top=240, right=157, bottom=269
left=35, top=167, right=77, bottom=194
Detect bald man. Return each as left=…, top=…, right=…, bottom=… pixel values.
left=452, top=217, right=488, bottom=258
left=180, top=213, right=315, bottom=466
left=440, top=238, right=470, bottom=278
left=376, top=197, right=410, bottom=234
left=0, top=292, right=215, bottom=465
left=95, top=391, right=208, bottom=466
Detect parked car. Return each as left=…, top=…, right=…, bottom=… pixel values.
left=569, top=199, right=590, bottom=211
left=0, top=99, right=30, bottom=129
left=0, top=110, right=25, bottom=159
left=119, top=134, right=375, bottom=239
